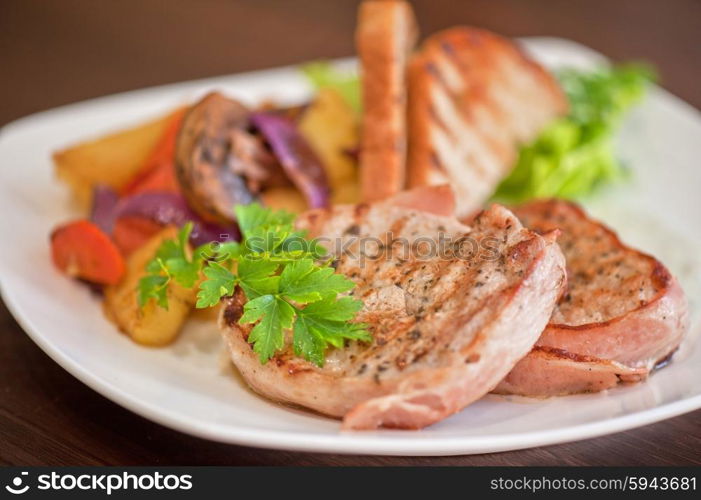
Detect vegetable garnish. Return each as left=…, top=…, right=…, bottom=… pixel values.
left=494, top=63, right=655, bottom=202
left=51, top=219, right=126, bottom=285
left=137, top=203, right=371, bottom=366
left=250, top=112, right=331, bottom=209
left=301, top=62, right=361, bottom=113
left=136, top=221, right=203, bottom=309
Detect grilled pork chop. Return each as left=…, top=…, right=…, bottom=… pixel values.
left=357, top=0, right=418, bottom=202
left=407, top=27, right=567, bottom=217
left=495, top=200, right=689, bottom=396
left=220, top=187, right=567, bottom=429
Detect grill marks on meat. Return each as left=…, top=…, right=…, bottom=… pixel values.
left=407, top=28, right=568, bottom=217
left=219, top=188, right=566, bottom=429
left=495, top=200, right=689, bottom=397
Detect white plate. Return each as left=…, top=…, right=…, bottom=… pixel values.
left=1, top=38, right=700, bottom=456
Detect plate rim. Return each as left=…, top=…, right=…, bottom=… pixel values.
left=3, top=282, right=700, bottom=456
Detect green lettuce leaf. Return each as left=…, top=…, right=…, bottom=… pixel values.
left=301, top=62, right=361, bottom=112
left=493, top=63, right=655, bottom=203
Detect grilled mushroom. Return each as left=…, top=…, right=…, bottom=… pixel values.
left=174, top=92, right=285, bottom=224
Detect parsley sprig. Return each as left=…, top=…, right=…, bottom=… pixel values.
left=137, top=203, right=370, bottom=366
left=136, top=222, right=205, bottom=309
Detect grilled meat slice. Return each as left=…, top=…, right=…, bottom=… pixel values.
left=220, top=187, right=567, bottom=429
left=356, top=0, right=418, bottom=202
left=495, top=199, right=689, bottom=396
left=407, top=27, right=567, bottom=217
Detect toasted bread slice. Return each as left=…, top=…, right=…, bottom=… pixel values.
left=220, top=187, right=566, bottom=429
left=495, top=200, right=689, bottom=396
left=356, top=0, right=418, bottom=202
left=407, top=28, right=567, bottom=217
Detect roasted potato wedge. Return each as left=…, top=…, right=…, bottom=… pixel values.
left=298, top=88, right=360, bottom=204
left=190, top=302, right=222, bottom=322
left=260, top=186, right=308, bottom=213
left=54, top=108, right=183, bottom=209
left=104, top=226, right=195, bottom=346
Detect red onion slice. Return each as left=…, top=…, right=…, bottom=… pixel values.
left=250, top=112, right=330, bottom=208
left=90, top=185, right=119, bottom=233
left=114, top=191, right=239, bottom=246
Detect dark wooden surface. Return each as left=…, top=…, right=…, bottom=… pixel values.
left=1, top=0, right=699, bottom=465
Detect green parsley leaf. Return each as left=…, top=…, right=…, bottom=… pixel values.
left=154, top=222, right=192, bottom=262
left=300, top=296, right=365, bottom=322
left=234, top=203, right=295, bottom=239
left=292, top=317, right=326, bottom=367
left=237, top=257, right=280, bottom=298
left=139, top=224, right=201, bottom=308
left=293, top=296, right=370, bottom=364
left=137, top=273, right=170, bottom=310
left=196, top=262, right=236, bottom=308
left=240, top=294, right=295, bottom=364
left=213, top=241, right=241, bottom=261
left=244, top=225, right=294, bottom=254
left=279, top=259, right=355, bottom=304
left=138, top=203, right=371, bottom=367
left=166, top=257, right=201, bottom=289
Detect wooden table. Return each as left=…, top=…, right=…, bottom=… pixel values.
left=1, top=0, right=699, bottom=465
